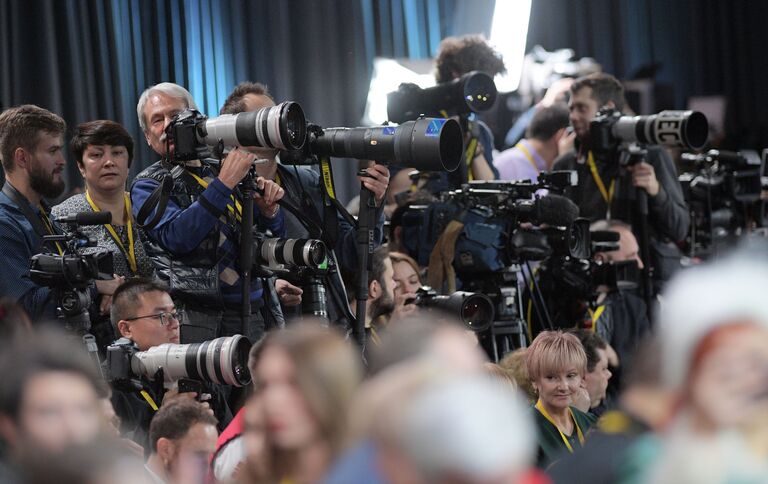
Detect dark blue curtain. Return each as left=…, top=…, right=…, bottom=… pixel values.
left=526, top=0, right=768, bottom=150
left=0, top=0, right=476, bottom=203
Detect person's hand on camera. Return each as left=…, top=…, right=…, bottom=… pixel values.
left=275, top=279, right=303, bottom=307
left=254, top=176, right=284, bottom=218
left=358, top=163, right=390, bottom=205
left=218, top=147, right=257, bottom=189
left=628, top=161, right=660, bottom=196
left=96, top=274, right=124, bottom=314
left=391, top=291, right=419, bottom=322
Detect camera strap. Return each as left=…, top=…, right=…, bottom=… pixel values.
left=319, top=156, right=357, bottom=233
left=85, top=191, right=138, bottom=274
left=1, top=182, right=64, bottom=255
left=135, top=166, right=176, bottom=230
left=587, top=304, right=606, bottom=332
left=587, top=151, right=615, bottom=208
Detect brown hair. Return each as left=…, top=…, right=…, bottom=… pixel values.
left=434, top=35, right=506, bottom=83
left=525, top=330, right=587, bottom=381
left=389, top=251, right=422, bottom=284
left=148, top=399, right=218, bottom=452
left=70, top=120, right=134, bottom=167
left=220, top=81, right=273, bottom=115
left=499, top=348, right=536, bottom=403
left=250, top=324, right=362, bottom=481
left=570, top=73, right=626, bottom=112
left=0, top=104, right=65, bottom=173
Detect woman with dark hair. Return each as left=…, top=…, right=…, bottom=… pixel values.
left=526, top=330, right=596, bottom=467
left=244, top=323, right=363, bottom=483
left=52, top=120, right=154, bottom=280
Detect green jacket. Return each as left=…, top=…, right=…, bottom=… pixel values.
left=532, top=405, right=597, bottom=468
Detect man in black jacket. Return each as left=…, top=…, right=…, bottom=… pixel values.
left=219, top=82, right=390, bottom=332
left=108, top=278, right=231, bottom=451
left=553, top=73, right=690, bottom=290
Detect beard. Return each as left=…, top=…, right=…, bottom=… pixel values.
left=28, top=162, right=65, bottom=199
left=369, top=290, right=395, bottom=320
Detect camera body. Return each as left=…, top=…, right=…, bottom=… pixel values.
left=166, top=103, right=307, bottom=163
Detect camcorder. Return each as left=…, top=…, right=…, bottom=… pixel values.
left=406, top=286, right=495, bottom=333
left=30, top=211, right=114, bottom=333
left=167, top=102, right=307, bottom=162
left=590, top=109, right=709, bottom=156
left=106, top=335, right=252, bottom=391
left=536, top=229, right=642, bottom=329
left=679, top=149, right=764, bottom=255
left=386, top=71, right=498, bottom=124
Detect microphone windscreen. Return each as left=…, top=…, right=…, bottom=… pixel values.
left=56, top=211, right=112, bottom=225
left=535, top=195, right=578, bottom=226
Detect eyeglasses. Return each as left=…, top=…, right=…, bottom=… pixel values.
left=123, top=310, right=184, bottom=326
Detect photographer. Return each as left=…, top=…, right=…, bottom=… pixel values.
left=108, top=278, right=232, bottom=451
left=130, top=82, right=285, bottom=343
left=553, top=73, right=690, bottom=289
left=387, top=34, right=504, bottom=206
left=219, top=82, right=390, bottom=330
left=0, top=105, right=122, bottom=322
left=589, top=220, right=652, bottom=394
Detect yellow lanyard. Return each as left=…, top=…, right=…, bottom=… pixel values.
left=586, top=151, right=615, bottom=205
left=465, top=137, right=478, bottom=182
left=186, top=170, right=243, bottom=222
left=515, top=142, right=540, bottom=174
left=535, top=399, right=585, bottom=453
left=140, top=390, right=159, bottom=411
left=587, top=305, right=606, bottom=332
left=320, top=158, right=337, bottom=200
left=39, top=209, right=64, bottom=255
left=85, top=191, right=137, bottom=274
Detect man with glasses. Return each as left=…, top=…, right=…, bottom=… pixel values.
left=109, top=278, right=231, bottom=451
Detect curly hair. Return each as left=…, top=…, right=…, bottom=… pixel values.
left=434, top=35, right=506, bottom=83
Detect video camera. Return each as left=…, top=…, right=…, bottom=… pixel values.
left=406, top=286, right=495, bottom=333
left=106, top=335, right=252, bottom=391
left=536, top=229, right=642, bottom=329
left=30, top=212, right=114, bottom=333
left=386, top=71, right=498, bottom=124
left=166, top=102, right=307, bottom=162
left=590, top=109, right=709, bottom=155
left=679, top=149, right=764, bottom=255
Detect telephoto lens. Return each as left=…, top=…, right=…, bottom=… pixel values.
left=310, top=117, right=463, bottom=172
left=257, top=238, right=327, bottom=270
left=131, top=335, right=252, bottom=387
left=201, top=101, right=307, bottom=151
left=410, top=287, right=496, bottom=332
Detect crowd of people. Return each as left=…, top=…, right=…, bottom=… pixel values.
left=1, top=32, right=768, bottom=483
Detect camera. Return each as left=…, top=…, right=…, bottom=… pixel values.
left=406, top=286, right=495, bottom=332
left=252, top=235, right=327, bottom=272
left=167, top=102, right=307, bottom=162
left=106, top=335, right=252, bottom=390
left=535, top=229, right=641, bottom=329
left=679, top=149, right=764, bottom=255
left=590, top=109, right=709, bottom=154
left=386, top=71, right=498, bottom=124
left=299, top=117, right=463, bottom=173
left=30, top=212, right=114, bottom=332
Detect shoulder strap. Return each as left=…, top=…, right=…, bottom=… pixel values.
left=1, top=182, right=60, bottom=253
left=135, top=164, right=183, bottom=230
